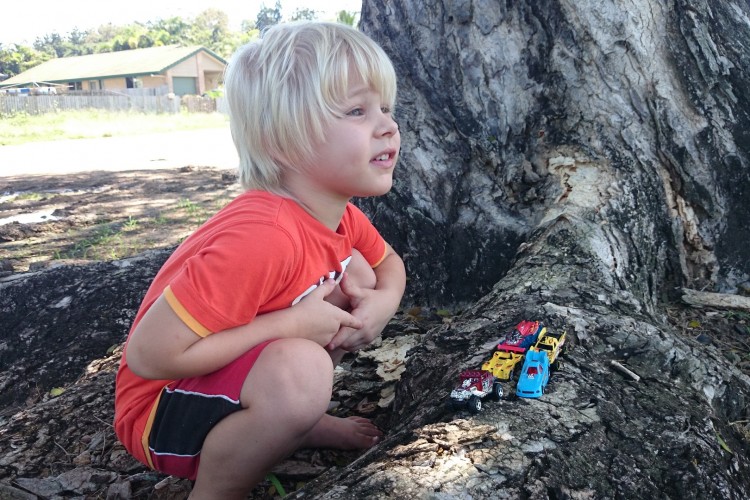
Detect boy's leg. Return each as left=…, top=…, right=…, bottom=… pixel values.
left=190, top=338, right=331, bottom=498
left=189, top=338, right=380, bottom=499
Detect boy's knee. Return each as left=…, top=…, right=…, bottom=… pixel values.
left=244, top=339, right=333, bottom=411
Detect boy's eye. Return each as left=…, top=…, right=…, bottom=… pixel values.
left=347, top=108, right=364, bottom=116
left=381, top=106, right=391, bottom=114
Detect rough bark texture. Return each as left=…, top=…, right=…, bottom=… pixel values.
left=0, top=251, right=171, bottom=411
left=2, top=0, right=750, bottom=498
left=326, top=0, right=750, bottom=497
left=361, top=0, right=750, bottom=306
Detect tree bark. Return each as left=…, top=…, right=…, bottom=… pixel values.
left=682, top=288, right=750, bottom=311
left=310, top=0, right=750, bottom=497
left=0, top=250, right=171, bottom=410
left=360, top=0, right=750, bottom=306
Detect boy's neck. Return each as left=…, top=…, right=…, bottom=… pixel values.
left=281, top=176, right=349, bottom=231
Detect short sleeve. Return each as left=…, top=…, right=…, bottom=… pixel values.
left=168, top=223, right=297, bottom=334
left=344, top=203, right=387, bottom=267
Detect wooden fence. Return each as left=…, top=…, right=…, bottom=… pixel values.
left=0, top=94, right=220, bottom=116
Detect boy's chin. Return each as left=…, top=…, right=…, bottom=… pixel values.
left=359, top=182, right=393, bottom=198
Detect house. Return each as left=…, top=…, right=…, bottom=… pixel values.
left=0, top=45, right=227, bottom=96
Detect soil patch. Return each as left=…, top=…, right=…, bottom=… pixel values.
left=2, top=166, right=749, bottom=497
left=0, top=167, right=241, bottom=274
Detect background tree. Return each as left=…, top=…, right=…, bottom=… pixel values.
left=34, top=33, right=69, bottom=58
left=290, top=7, right=318, bottom=22
left=255, top=1, right=283, bottom=31
left=84, top=23, right=124, bottom=53
left=0, top=7, right=274, bottom=78
left=0, top=44, right=48, bottom=80
left=336, top=10, right=358, bottom=26
left=187, top=8, right=237, bottom=56
left=0, top=11, right=240, bottom=78
left=108, top=23, right=151, bottom=51
left=240, top=19, right=257, bottom=33
left=147, top=17, right=193, bottom=47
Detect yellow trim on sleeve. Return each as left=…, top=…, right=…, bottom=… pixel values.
left=163, top=286, right=211, bottom=337
left=371, top=244, right=388, bottom=268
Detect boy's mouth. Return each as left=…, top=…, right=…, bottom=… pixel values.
left=372, top=149, right=397, bottom=163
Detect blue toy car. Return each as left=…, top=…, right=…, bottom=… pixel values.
left=515, top=349, right=550, bottom=399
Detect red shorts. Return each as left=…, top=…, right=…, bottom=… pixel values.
left=145, top=340, right=275, bottom=480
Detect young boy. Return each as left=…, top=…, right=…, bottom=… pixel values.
left=114, top=21, right=405, bottom=498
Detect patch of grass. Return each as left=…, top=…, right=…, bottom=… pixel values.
left=58, top=225, right=121, bottom=260
left=152, top=213, right=169, bottom=225
left=11, top=192, right=44, bottom=201
left=0, top=109, right=228, bottom=146
left=49, top=194, right=231, bottom=264
left=177, top=197, right=199, bottom=213
left=177, top=197, right=212, bottom=223
left=122, top=216, right=139, bottom=231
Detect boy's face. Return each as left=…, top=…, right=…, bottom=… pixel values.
left=308, top=78, right=400, bottom=201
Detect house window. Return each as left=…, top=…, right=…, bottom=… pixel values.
left=88, top=80, right=100, bottom=90
left=69, top=81, right=82, bottom=91
left=125, top=77, right=142, bottom=89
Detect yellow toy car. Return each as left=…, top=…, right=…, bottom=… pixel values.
left=532, top=330, right=567, bottom=368
left=482, top=350, right=525, bottom=380
left=481, top=320, right=547, bottom=380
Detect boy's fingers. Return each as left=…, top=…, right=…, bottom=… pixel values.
left=339, top=272, right=362, bottom=298
left=338, top=310, right=363, bottom=330
left=327, top=325, right=354, bottom=351
left=310, top=278, right=337, bottom=299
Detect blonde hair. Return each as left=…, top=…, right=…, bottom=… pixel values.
left=224, top=21, right=398, bottom=193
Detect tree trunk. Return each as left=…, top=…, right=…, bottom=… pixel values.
left=308, top=0, right=750, bottom=497
left=360, top=0, right=750, bottom=306
left=2, top=0, right=750, bottom=498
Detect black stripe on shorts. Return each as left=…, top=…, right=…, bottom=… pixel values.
left=148, top=387, right=242, bottom=457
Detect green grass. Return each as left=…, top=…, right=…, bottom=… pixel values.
left=0, top=109, right=229, bottom=146
left=48, top=193, right=233, bottom=264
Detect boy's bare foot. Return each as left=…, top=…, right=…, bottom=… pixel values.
left=301, top=414, right=382, bottom=450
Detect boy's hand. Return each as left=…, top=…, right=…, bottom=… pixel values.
left=293, top=278, right=364, bottom=347
left=326, top=273, right=397, bottom=353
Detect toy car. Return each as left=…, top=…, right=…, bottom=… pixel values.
left=482, top=350, right=525, bottom=380
left=496, top=320, right=546, bottom=353
left=449, top=369, right=503, bottom=413
left=532, top=330, right=566, bottom=369
left=515, top=349, right=550, bottom=399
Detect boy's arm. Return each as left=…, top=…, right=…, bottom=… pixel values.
left=126, top=279, right=363, bottom=380
left=327, top=243, right=406, bottom=353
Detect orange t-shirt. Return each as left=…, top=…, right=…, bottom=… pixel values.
left=114, top=190, right=386, bottom=465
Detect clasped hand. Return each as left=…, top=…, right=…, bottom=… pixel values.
left=325, top=273, right=395, bottom=353
left=287, top=274, right=396, bottom=353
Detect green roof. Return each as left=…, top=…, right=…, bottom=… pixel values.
left=0, top=45, right=227, bottom=88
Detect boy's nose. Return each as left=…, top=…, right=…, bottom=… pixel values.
left=377, top=116, right=399, bottom=137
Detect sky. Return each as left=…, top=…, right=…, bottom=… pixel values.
left=0, top=0, right=363, bottom=46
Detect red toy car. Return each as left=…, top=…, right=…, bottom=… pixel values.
left=496, top=320, right=546, bottom=353
left=449, top=369, right=503, bottom=413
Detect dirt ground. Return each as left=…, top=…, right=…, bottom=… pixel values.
left=0, top=166, right=242, bottom=275
left=0, top=129, right=241, bottom=274
left=2, top=143, right=750, bottom=497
